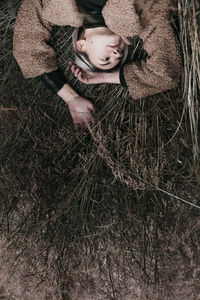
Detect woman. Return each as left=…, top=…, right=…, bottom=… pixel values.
left=13, top=0, right=182, bottom=130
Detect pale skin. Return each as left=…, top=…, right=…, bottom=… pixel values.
left=57, top=27, right=129, bottom=132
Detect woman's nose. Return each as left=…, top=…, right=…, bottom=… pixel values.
left=112, top=49, right=122, bottom=58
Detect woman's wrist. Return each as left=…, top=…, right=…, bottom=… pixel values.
left=57, top=83, right=79, bottom=104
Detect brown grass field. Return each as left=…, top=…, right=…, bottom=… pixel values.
left=0, top=0, right=199, bottom=299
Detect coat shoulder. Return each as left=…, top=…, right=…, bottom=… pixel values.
left=42, top=0, right=83, bottom=27
left=102, top=0, right=142, bottom=37
left=102, top=0, right=178, bottom=38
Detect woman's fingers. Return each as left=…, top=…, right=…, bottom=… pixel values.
left=71, top=110, right=95, bottom=133
left=69, top=62, right=92, bottom=83
left=85, top=117, right=95, bottom=134
left=74, top=116, right=94, bottom=135
left=70, top=61, right=87, bottom=77
left=71, top=65, right=87, bottom=82
left=83, top=112, right=95, bottom=132
left=77, top=71, right=89, bottom=83
left=73, top=65, right=80, bottom=77
left=70, top=62, right=80, bottom=75
left=67, top=95, right=96, bottom=132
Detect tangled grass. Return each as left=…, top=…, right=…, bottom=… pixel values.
left=0, top=0, right=199, bottom=299
left=178, top=0, right=200, bottom=167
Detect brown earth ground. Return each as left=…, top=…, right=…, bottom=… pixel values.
left=0, top=0, right=200, bottom=299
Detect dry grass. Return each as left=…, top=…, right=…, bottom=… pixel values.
left=178, top=0, right=200, bottom=168
left=0, top=0, right=200, bottom=299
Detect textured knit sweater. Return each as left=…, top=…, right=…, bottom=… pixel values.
left=13, top=0, right=182, bottom=99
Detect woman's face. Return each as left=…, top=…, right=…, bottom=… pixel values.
left=75, top=27, right=126, bottom=70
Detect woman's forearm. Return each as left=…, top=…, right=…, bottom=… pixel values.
left=103, top=70, right=120, bottom=84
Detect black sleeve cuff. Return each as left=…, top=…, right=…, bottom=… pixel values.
left=38, top=69, right=67, bottom=94
left=119, top=66, right=127, bottom=88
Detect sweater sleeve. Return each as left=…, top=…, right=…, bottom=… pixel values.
left=38, top=69, right=67, bottom=94
left=123, top=17, right=182, bottom=99
left=13, top=0, right=58, bottom=78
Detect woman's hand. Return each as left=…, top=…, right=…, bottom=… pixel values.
left=69, top=61, right=106, bottom=84
left=57, top=83, right=95, bottom=132
left=69, top=61, right=120, bottom=84
left=67, top=96, right=95, bottom=132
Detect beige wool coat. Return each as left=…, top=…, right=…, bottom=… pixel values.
left=13, top=0, right=182, bottom=99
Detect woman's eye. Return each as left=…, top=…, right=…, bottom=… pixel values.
left=103, top=57, right=109, bottom=61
